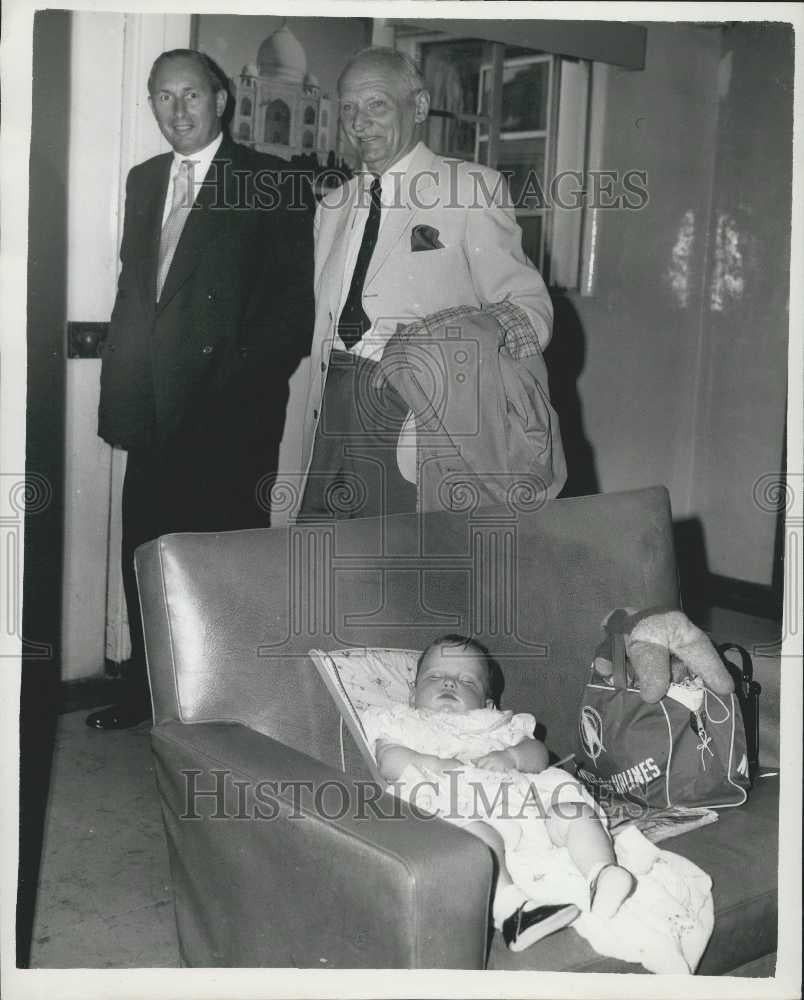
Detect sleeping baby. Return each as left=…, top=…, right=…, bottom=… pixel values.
left=361, top=634, right=636, bottom=953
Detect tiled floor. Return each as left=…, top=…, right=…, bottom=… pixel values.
left=29, top=710, right=178, bottom=968
left=27, top=609, right=782, bottom=969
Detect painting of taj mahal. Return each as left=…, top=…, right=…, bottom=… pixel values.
left=232, top=27, right=338, bottom=159
left=195, top=15, right=372, bottom=171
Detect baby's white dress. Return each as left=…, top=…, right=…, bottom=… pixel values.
left=362, top=702, right=714, bottom=974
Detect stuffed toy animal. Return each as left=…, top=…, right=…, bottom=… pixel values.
left=593, top=607, right=735, bottom=704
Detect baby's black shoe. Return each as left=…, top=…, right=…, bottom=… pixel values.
left=502, top=902, right=581, bottom=952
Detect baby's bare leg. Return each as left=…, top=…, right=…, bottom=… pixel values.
left=546, top=804, right=634, bottom=917
left=466, top=821, right=538, bottom=933
left=465, top=820, right=512, bottom=888
left=469, top=819, right=582, bottom=945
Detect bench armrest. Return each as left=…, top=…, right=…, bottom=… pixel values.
left=152, top=720, right=493, bottom=968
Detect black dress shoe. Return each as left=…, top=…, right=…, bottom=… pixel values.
left=502, top=902, right=580, bottom=952
left=85, top=702, right=151, bottom=730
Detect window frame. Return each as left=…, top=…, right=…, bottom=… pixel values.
left=477, top=51, right=557, bottom=280
left=397, top=30, right=582, bottom=285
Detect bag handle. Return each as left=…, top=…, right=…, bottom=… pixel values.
left=716, top=642, right=756, bottom=686
left=716, top=641, right=761, bottom=779
left=612, top=632, right=628, bottom=690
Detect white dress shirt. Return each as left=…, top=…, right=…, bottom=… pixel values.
left=333, top=142, right=422, bottom=361
left=332, top=142, right=423, bottom=482
left=161, top=131, right=224, bottom=225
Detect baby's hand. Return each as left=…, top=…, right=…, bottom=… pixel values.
left=472, top=749, right=517, bottom=772
left=419, top=754, right=463, bottom=776
left=376, top=743, right=461, bottom=781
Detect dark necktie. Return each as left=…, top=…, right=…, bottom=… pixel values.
left=338, top=175, right=381, bottom=350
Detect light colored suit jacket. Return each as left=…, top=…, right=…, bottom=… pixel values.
left=300, top=142, right=554, bottom=476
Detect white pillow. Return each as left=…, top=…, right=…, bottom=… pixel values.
left=308, top=647, right=420, bottom=778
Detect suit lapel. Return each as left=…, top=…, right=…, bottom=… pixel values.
left=365, top=144, right=438, bottom=289
left=137, top=157, right=171, bottom=308
left=156, top=137, right=237, bottom=312
left=321, top=179, right=359, bottom=317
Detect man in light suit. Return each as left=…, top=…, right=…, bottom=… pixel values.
left=89, top=50, right=314, bottom=728
left=297, top=47, right=558, bottom=521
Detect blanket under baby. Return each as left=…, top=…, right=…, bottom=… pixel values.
left=362, top=704, right=714, bottom=974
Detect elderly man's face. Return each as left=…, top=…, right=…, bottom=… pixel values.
left=149, top=56, right=226, bottom=156
left=338, top=59, right=428, bottom=175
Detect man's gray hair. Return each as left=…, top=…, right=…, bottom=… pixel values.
left=338, top=46, right=427, bottom=96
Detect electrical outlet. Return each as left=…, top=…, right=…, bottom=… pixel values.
left=67, top=322, right=109, bottom=359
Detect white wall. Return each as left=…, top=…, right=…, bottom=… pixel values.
left=61, top=12, right=126, bottom=682
left=560, top=22, right=790, bottom=586
left=61, top=12, right=190, bottom=680
left=687, top=23, right=791, bottom=585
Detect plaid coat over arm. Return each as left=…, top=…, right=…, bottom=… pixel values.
left=377, top=301, right=567, bottom=514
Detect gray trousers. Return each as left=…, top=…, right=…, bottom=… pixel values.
left=298, top=350, right=417, bottom=520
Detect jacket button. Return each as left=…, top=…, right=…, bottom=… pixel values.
left=201, top=345, right=214, bottom=355
left=240, top=347, right=249, bottom=359
left=207, top=291, right=216, bottom=301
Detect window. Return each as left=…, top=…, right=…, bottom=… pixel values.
left=304, top=105, right=316, bottom=125
left=418, top=38, right=484, bottom=161
left=240, top=96, right=252, bottom=118
left=239, top=122, right=251, bottom=141
left=266, top=100, right=290, bottom=145
left=399, top=32, right=589, bottom=287
left=477, top=53, right=553, bottom=274
left=302, top=129, right=314, bottom=149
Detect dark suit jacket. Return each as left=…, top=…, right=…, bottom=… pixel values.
left=99, top=136, right=314, bottom=514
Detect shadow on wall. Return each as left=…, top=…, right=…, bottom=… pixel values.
left=545, top=290, right=600, bottom=498
left=674, top=515, right=784, bottom=625
left=673, top=517, right=710, bottom=624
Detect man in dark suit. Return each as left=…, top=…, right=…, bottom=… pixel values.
left=89, top=49, right=314, bottom=729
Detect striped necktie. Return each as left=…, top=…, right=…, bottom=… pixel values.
left=337, top=175, right=382, bottom=350
left=156, top=159, right=195, bottom=301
